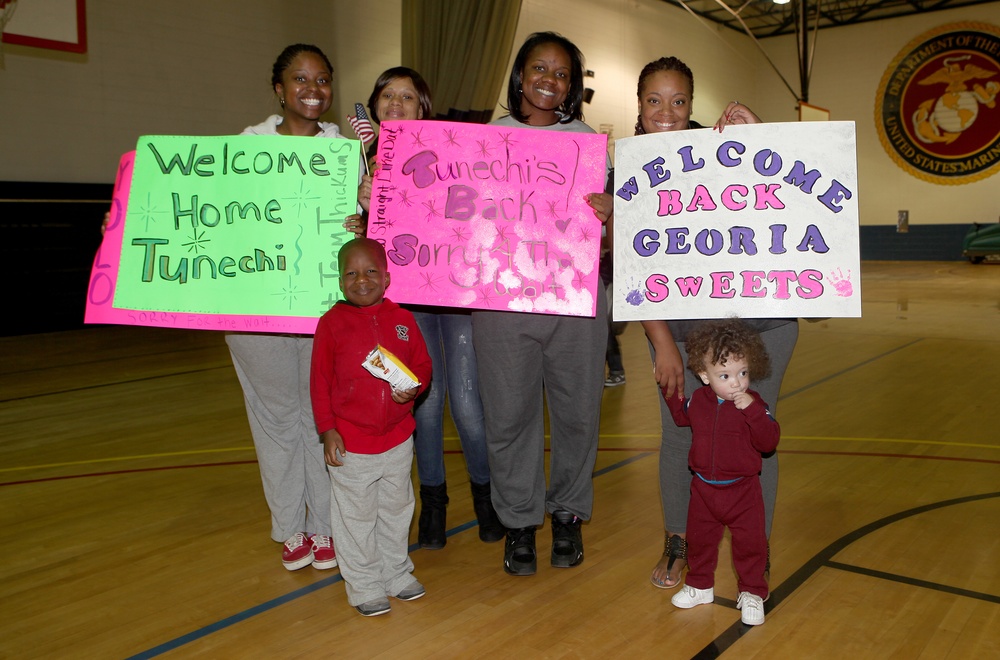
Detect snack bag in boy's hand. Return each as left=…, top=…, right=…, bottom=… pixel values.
left=362, top=345, right=421, bottom=391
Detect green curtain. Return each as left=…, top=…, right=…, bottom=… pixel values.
left=402, top=0, right=522, bottom=124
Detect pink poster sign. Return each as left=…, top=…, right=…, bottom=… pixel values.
left=368, top=120, right=608, bottom=317
left=84, top=151, right=323, bottom=334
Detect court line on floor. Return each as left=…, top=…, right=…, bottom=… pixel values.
left=123, top=453, right=648, bottom=660
left=776, top=338, right=924, bottom=401
left=0, top=461, right=261, bottom=487
left=1, top=333, right=920, bottom=409
left=781, top=449, right=1000, bottom=464
left=2, top=445, right=642, bottom=474
left=0, top=447, right=256, bottom=473
left=782, top=435, right=999, bottom=450
left=692, top=491, right=1000, bottom=659
left=1, top=347, right=229, bottom=377
left=132, top=525, right=486, bottom=658
left=599, top=435, right=1000, bottom=451
left=824, top=562, right=1000, bottom=604
left=4, top=429, right=996, bottom=477
left=0, top=366, right=231, bottom=403
left=127, top=573, right=348, bottom=660
left=4, top=443, right=997, bottom=488
left=123, top=453, right=997, bottom=659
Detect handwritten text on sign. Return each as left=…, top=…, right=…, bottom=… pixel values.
left=369, top=120, right=608, bottom=316
left=612, top=122, right=861, bottom=321
left=85, top=151, right=137, bottom=327
left=87, top=135, right=359, bottom=333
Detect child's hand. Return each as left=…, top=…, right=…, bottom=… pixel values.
left=357, top=174, right=373, bottom=212
left=322, top=429, right=346, bottom=467
left=391, top=386, right=419, bottom=404
left=661, top=385, right=684, bottom=404
left=344, top=213, right=367, bottom=236
left=733, top=391, right=753, bottom=410
left=586, top=192, right=613, bottom=224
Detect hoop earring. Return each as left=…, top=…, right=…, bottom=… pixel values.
left=279, top=97, right=285, bottom=107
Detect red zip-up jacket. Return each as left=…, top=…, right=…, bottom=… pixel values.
left=310, top=298, right=432, bottom=454
left=664, top=386, right=780, bottom=482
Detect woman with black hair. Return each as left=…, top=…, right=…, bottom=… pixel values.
left=229, top=44, right=364, bottom=572
left=474, top=32, right=610, bottom=577
left=362, top=67, right=503, bottom=550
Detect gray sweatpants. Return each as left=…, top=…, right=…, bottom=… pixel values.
left=328, top=438, right=416, bottom=607
left=472, top=292, right=608, bottom=529
left=653, top=321, right=799, bottom=537
left=227, top=333, right=332, bottom=541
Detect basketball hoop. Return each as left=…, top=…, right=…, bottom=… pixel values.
left=0, top=0, right=19, bottom=68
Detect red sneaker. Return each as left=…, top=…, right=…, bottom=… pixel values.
left=282, top=532, right=314, bottom=571
left=310, top=534, right=338, bottom=569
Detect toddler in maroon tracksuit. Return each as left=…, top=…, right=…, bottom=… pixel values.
left=665, top=319, right=779, bottom=626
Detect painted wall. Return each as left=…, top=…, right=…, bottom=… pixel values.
left=494, top=0, right=763, bottom=162
left=748, top=5, right=1000, bottom=227
left=500, top=0, right=999, bottom=228
left=1, top=0, right=995, bottom=230
left=327, top=0, right=403, bottom=136
left=0, top=0, right=401, bottom=184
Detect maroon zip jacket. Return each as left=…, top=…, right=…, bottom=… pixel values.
left=664, top=386, right=780, bottom=482
left=310, top=298, right=432, bottom=454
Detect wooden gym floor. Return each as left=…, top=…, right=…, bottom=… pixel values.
left=1, top=261, right=998, bottom=658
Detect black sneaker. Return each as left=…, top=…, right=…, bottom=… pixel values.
left=503, top=526, right=537, bottom=576
left=550, top=510, right=584, bottom=568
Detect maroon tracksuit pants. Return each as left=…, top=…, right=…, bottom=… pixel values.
left=684, top=474, right=768, bottom=599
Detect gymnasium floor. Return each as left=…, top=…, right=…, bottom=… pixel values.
left=1, top=261, right=998, bottom=658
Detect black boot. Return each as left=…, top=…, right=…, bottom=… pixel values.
left=418, top=482, right=448, bottom=549
left=470, top=481, right=505, bottom=543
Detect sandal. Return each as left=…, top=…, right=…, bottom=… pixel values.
left=650, top=533, right=687, bottom=589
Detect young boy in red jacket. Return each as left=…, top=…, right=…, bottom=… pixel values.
left=665, top=319, right=779, bottom=626
left=310, top=238, right=432, bottom=617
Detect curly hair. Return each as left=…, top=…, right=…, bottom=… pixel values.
left=634, top=56, right=694, bottom=136
left=684, top=319, right=771, bottom=381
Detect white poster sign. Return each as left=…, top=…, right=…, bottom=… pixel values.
left=612, top=122, right=861, bottom=321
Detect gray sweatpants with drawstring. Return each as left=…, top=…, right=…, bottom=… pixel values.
left=227, top=333, right=332, bottom=541
left=328, top=438, right=416, bottom=606
left=472, top=291, right=608, bottom=529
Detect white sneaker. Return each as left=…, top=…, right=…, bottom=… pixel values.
left=737, top=591, right=765, bottom=625
left=671, top=584, right=714, bottom=609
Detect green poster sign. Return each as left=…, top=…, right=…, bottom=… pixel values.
left=114, top=134, right=360, bottom=318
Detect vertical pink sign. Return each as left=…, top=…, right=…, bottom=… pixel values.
left=84, top=151, right=135, bottom=326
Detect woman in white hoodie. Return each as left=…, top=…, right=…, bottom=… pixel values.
left=230, top=43, right=362, bottom=572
